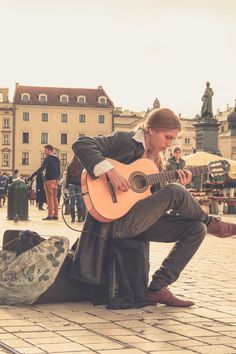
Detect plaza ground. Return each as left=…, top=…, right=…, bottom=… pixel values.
left=0, top=204, right=236, bottom=353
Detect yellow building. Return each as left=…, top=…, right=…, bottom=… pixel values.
left=0, top=88, right=14, bottom=173
left=13, top=84, right=114, bottom=175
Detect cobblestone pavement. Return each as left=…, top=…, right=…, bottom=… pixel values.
left=0, top=204, right=236, bottom=353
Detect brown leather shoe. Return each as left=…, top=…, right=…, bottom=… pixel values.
left=146, top=287, right=195, bottom=307
left=207, top=217, right=236, bottom=238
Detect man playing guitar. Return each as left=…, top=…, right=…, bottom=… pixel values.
left=72, top=108, right=236, bottom=307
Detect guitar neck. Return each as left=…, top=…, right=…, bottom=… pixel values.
left=146, top=165, right=210, bottom=186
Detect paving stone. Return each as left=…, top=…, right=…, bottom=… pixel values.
left=16, top=348, right=46, bottom=354
left=0, top=338, right=32, bottom=348
left=194, top=336, right=236, bottom=345
left=194, top=344, right=236, bottom=353
left=151, top=351, right=197, bottom=354
left=66, top=335, right=116, bottom=344
left=98, top=349, right=145, bottom=354
left=169, top=339, right=208, bottom=347
left=82, top=342, right=125, bottom=350
left=127, top=341, right=179, bottom=351
left=141, top=333, right=188, bottom=341
left=3, top=326, right=46, bottom=333
left=16, top=332, right=61, bottom=339
left=27, top=337, right=71, bottom=345
left=38, top=342, right=88, bottom=352
left=108, top=335, right=151, bottom=343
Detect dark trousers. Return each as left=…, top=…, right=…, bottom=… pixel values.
left=112, top=183, right=208, bottom=291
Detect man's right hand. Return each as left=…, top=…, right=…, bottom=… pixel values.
left=105, top=168, right=130, bottom=192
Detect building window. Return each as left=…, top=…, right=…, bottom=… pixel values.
left=79, top=114, right=86, bottom=123
left=61, top=113, right=68, bottom=122
left=60, top=153, right=67, bottom=166
left=184, top=138, right=190, bottom=144
left=2, top=151, right=10, bottom=167
left=2, top=133, right=10, bottom=145
left=61, top=133, right=67, bottom=145
left=98, top=96, right=107, bottom=105
left=41, top=113, right=48, bottom=121
left=22, top=152, right=29, bottom=165
left=39, top=94, right=47, bottom=103
left=77, top=96, right=86, bottom=104
left=41, top=132, right=48, bottom=144
left=21, top=93, right=30, bottom=102
left=79, top=133, right=85, bottom=137
left=98, top=115, right=105, bottom=124
left=22, top=132, right=29, bottom=144
left=23, top=112, right=29, bottom=121
left=60, top=95, right=69, bottom=103
left=3, top=117, right=10, bottom=128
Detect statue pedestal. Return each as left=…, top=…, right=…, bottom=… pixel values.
left=193, top=117, right=221, bottom=155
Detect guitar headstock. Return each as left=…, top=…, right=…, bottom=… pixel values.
left=208, top=160, right=231, bottom=177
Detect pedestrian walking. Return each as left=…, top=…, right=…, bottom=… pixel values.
left=0, top=172, right=8, bottom=207
left=66, top=155, right=85, bottom=223
left=29, top=144, right=60, bottom=220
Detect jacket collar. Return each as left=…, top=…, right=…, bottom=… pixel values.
left=132, top=129, right=146, bottom=149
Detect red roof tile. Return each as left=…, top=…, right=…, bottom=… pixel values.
left=14, top=85, right=114, bottom=108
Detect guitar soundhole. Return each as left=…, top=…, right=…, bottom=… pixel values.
left=129, top=171, right=148, bottom=193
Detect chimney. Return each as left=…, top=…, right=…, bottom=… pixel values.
left=227, top=103, right=230, bottom=111
left=98, top=85, right=103, bottom=90
left=15, top=83, right=19, bottom=89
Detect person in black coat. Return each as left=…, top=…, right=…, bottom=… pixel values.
left=71, top=108, right=236, bottom=308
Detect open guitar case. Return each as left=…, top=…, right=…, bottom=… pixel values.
left=2, top=230, right=108, bottom=304
left=2, top=229, right=150, bottom=308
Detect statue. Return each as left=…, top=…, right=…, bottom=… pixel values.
left=153, top=97, right=160, bottom=109
left=201, top=81, right=214, bottom=118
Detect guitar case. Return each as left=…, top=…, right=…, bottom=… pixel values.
left=2, top=229, right=150, bottom=308
left=2, top=230, right=109, bottom=304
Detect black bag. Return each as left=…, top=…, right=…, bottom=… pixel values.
left=3, top=229, right=43, bottom=254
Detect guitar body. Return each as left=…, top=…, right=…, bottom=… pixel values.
left=81, top=158, right=159, bottom=222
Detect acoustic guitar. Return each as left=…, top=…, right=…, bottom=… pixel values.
left=81, top=158, right=230, bottom=223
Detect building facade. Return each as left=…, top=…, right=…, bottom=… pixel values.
left=13, top=84, right=114, bottom=175
left=0, top=88, right=14, bottom=173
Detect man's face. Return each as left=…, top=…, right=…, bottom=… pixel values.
left=173, top=150, right=181, bottom=159
left=146, top=129, right=179, bottom=154
left=44, top=148, right=49, bottom=156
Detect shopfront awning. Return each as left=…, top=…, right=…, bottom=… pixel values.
left=183, top=151, right=236, bottom=179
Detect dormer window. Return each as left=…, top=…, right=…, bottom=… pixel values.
left=98, top=96, right=107, bottom=105
left=39, top=94, right=47, bottom=103
left=77, top=96, right=86, bottom=105
left=21, top=93, right=30, bottom=103
left=60, top=95, right=69, bottom=104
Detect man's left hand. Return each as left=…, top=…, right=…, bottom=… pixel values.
left=177, top=169, right=192, bottom=186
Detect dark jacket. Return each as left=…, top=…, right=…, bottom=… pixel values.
left=166, top=156, right=186, bottom=171
left=30, top=155, right=60, bottom=181
left=66, top=158, right=84, bottom=188
left=71, top=131, right=145, bottom=284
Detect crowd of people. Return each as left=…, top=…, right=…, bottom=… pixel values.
left=0, top=145, right=86, bottom=223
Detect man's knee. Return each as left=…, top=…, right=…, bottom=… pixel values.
left=188, top=221, right=206, bottom=243
left=164, top=183, right=187, bottom=195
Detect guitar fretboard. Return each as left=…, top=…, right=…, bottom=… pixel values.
left=146, top=165, right=210, bottom=186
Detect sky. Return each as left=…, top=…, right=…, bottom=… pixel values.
left=1, top=0, right=236, bottom=117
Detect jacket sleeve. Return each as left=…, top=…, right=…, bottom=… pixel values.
left=29, top=157, right=47, bottom=180
left=72, top=132, right=134, bottom=179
